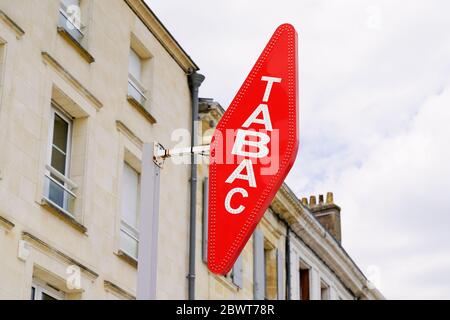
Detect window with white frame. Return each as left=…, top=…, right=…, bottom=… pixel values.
left=44, top=105, right=77, bottom=217
left=58, top=0, right=84, bottom=43
left=31, top=280, right=65, bottom=300
left=128, top=48, right=147, bottom=106
left=120, top=163, right=140, bottom=260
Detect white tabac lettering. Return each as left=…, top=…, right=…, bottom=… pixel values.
left=226, top=159, right=257, bottom=188
left=224, top=75, right=282, bottom=215
left=243, top=104, right=273, bottom=131
left=232, top=129, right=270, bottom=159
left=261, top=76, right=282, bottom=102
left=225, top=188, right=248, bottom=215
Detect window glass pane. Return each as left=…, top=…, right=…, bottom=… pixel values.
left=61, top=0, right=80, bottom=8
left=121, top=163, right=140, bottom=229
left=300, top=268, right=310, bottom=300
left=41, top=292, right=57, bottom=301
left=129, top=48, right=142, bottom=80
left=49, top=179, right=65, bottom=208
left=52, top=114, right=69, bottom=153
left=120, top=229, right=139, bottom=259
left=51, top=147, right=67, bottom=176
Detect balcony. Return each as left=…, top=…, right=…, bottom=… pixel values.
left=120, top=220, right=139, bottom=260
left=58, top=6, right=84, bottom=44
left=127, top=73, right=147, bottom=107
left=43, top=164, right=77, bottom=219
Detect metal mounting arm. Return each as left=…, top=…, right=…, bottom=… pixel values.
left=154, top=143, right=210, bottom=168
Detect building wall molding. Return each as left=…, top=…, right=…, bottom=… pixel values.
left=104, top=280, right=136, bottom=300
left=56, top=27, right=95, bottom=64
left=22, top=231, right=99, bottom=279
left=124, top=0, right=198, bottom=73
left=0, top=10, right=25, bottom=39
left=116, top=120, right=144, bottom=149
left=41, top=52, right=103, bottom=110
left=0, top=214, right=14, bottom=232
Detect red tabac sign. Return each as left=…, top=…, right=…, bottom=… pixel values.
left=208, top=24, right=299, bottom=274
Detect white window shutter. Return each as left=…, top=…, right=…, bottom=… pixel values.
left=202, top=177, right=209, bottom=263
left=62, top=0, right=80, bottom=8
left=121, top=163, right=140, bottom=229
left=253, top=229, right=265, bottom=300
left=232, top=254, right=243, bottom=289
left=129, top=48, right=142, bottom=80
left=277, top=249, right=285, bottom=300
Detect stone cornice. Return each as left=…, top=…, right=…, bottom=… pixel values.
left=124, top=0, right=199, bottom=73
left=260, top=210, right=285, bottom=240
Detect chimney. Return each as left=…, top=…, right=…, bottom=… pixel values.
left=309, top=196, right=317, bottom=207
left=305, top=192, right=342, bottom=244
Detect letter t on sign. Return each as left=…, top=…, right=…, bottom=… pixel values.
left=261, top=76, right=282, bottom=102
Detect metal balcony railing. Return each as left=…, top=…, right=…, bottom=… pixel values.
left=44, top=164, right=77, bottom=218
left=128, top=73, right=147, bottom=106
left=58, top=5, right=84, bottom=43
left=120, top=219, right=140, bottom=259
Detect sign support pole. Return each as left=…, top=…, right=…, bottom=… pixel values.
left=137, top=142, right=163, bottom=300
left=136, top=142, right=208, bottom=299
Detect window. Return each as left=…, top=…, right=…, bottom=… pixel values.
left=299, top=264, right=310, bottom=300
left=58, top=0, right=84, bottom=43
left=120, top=163, right=140, bottom=260
left=31, top=280, right=65, bottom=300
left=128, top=48, right=147, bottom=106
left=321, top=281, right=330, bottom=300
left=44, top=105, right=77, bottom=217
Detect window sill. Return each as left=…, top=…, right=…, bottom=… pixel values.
left=40, top=198, right=87, bottom=234
left=127, top=95, right=157, bottom=124
left=57, top=27, right=95, bottom=64
left=214, top=273, right=240, bottom=292
left=104, top=280, right=136, bottom=300
left=115, top=249, right=138, bottom=268
left=0, top=10, right=25, bottom=39
left=0, top=214, right=15, bottom=232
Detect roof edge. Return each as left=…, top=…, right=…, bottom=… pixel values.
left=124, top=0, right=199, bottom=73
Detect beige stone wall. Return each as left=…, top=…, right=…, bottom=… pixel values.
left=0, top=0, right=192, bottom=300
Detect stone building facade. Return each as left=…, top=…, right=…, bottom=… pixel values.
left=0, top=0, right=383, bottom=300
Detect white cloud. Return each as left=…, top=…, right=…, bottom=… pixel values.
left=148, top=0, right=450, bottom=299
left=306, top=87, right=450, bottom=299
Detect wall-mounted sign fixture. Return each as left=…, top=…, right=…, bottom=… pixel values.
left=208, top=24, right=299, bottom=275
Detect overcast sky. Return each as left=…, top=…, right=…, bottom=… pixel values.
left=147, top=0, right=450, bottom=299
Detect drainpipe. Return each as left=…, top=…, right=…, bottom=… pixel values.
left=271, top=207, right=292, bottom=300
left=286, top=226, right=291, bottom=300
left=187, top=71, right=205, bottom=300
